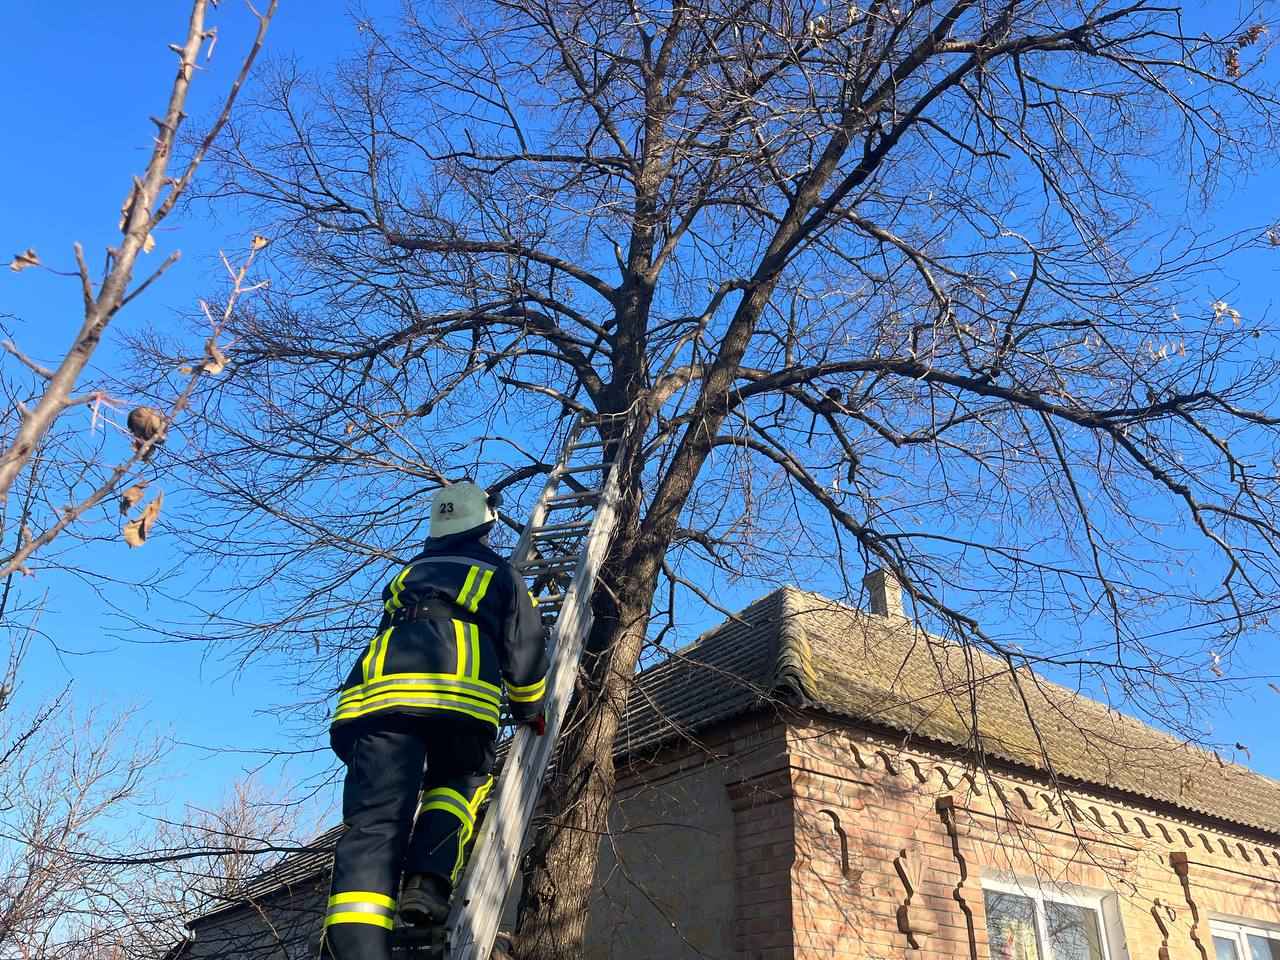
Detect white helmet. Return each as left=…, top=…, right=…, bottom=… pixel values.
left=430, top=481, right=498, bottom=539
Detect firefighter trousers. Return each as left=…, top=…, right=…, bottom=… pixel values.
left=323, top=714, right=496, bottom=960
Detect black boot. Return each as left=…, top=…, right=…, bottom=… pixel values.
left=400, top=872, right=451, bottom=927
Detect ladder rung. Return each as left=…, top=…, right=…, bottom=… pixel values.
left=545, top=491, right=600, bottom=505
left=530, top=520, right=592, bottom=535
left=529, top=546, right=583, bottom=560
left=522, top=556, right=578, bottom=570
left=536, top=593, right=565, bottom=606
left=559, top=462, right=605, bottom=475
left=532, top=530, right=589, bottom=542
left=568, top=439, right=607, bottom=451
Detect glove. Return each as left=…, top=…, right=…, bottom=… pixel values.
left=525, top=712, right=547, bottom=737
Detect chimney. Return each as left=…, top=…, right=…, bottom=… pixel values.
left=863, top=567, right=905, bottom=618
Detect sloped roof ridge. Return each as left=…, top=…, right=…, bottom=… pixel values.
left=769, top=587, right=820, bottom=701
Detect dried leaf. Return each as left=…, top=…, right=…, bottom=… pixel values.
left=119, top=482, right=148, bottom=516
left=127, top=406, right=166, bottom=443
left=9, top=248, right=39, bottom=272
left=142, top=233, right=156, bottom=254
left=1237, top=25, right=1268, bottom=48
left=122, top=492, right=164, bottom=548
left=252, top=234, right=270, bottom=250
left=1236, top=742, right=1252, bottom=760
left=201, top=337, right=228, bottom=375
left=179, top=365, right=194, bottom=375
left=1226, top=47, right=1241, bottom=79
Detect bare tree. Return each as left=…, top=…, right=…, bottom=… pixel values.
left=0, top=0, right=277, bottom=581
left=132, top=2, right=1280, bottom=957
left=0, top=648, right=307, bottom=960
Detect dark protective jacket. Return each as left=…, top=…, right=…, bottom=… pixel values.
left=331, top=531, right=548, bottom=737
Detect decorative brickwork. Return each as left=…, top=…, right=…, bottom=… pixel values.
left=787, top=715, right=1280, bottom=960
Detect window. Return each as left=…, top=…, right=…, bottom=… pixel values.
left=1211, top=920, right=1280, bottom=960
left=983, top=879, right=1120, bottom=960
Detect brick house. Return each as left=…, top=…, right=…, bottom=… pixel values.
left=172, top=578, right=1280, bottom=960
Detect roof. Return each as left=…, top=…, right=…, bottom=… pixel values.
left=656, top=586, right=1280, bottom=837
left=185, top=825, right=338, bottom=926
left=194, top=586, right=1280, bottom=924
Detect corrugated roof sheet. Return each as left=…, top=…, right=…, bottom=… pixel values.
left=194, top=586, right=1280, bottom=925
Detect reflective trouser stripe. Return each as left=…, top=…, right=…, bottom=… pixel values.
left=325, top=891, right=396, bottom=929
left=421, top=790, right=475, bottom=832
left=421, top=777, right=495, bottom=884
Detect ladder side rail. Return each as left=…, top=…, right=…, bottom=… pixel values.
left=508, top=420, right=586, bottom=568
left=447, top=426, right=630, bottom=960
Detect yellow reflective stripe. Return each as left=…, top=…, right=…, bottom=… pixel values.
left=335, top=689, right=500, bottom=715
left=338, top=674, right=501, bottom=703
left=456, top=566, right=479, bottom=609
left=452, top=619, right=468, bottom=676
left=333, top=695, right=499, bottom=726
left=337, top=686, right=500, bottom=714
left=506, top=676, right=546, bottom=702
left=470, top=775, right=494, bottom=814
left=329, top=891, right=395, bottom=909
left=421, top=778, right=495, bottom=884
left=528, top=589, right=538, bottom=607
left=361, top=628, right=391, bottom=685
left=372, top=629, right=391, bottom=680
left=324, top=890, right=396, bottom=929
left=334, top=701, right=498, bottom=727
left=384, top=564, right=414, bottom=614
left=468, top=621, right=480, bottom=680
left=421, top=788, right=475, bottom=828
left=325, top=912, right=394, bottom=929
left=457, top=778, right=493, bottom=883
left=429, top=794, right=473, bottom=885
left=466, top=569, right=494, bottom=613
left=451, top=840, right=466, bottom=884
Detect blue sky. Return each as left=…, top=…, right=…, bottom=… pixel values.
left=0, top=2, right=402, bottom=822
left=1, top=1, right=1279, bottom=838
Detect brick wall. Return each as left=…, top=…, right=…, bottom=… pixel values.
left=786, top=715, right=1280, bottom=960
left=179, top=709, right=1280, bottom=960
left=581, top=711, right=792, bottom=960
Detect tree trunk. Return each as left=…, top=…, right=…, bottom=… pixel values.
left=514, top=422, right=666, bottom=960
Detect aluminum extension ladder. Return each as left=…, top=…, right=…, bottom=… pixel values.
left=444, top=410, right=631, bottom=960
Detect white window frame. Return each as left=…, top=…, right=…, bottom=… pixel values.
left=982, top=875, right=1128, bottom=960
left=1209, top=917, right=1280, bottom=958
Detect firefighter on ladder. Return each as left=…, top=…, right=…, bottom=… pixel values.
left=323, top=481, right=549, bottom=959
